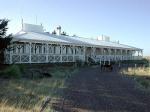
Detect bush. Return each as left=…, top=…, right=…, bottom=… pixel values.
left=18, top=64, right=26, bottom=72
left=75, top=59, right=85, bottom=67
left=0, top=65, right=21, bottom=78
left=120, top=59, right=149, bottom=67
left=137, top=78, right=150, bottom=89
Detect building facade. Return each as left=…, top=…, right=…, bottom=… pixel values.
left=4, top=23, right=143, bottom=64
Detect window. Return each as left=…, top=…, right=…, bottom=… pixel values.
left=43, top=46, right=46, bottom=53
left=31, top=44, right=34, bottom=54
left=75, top=47, right=78, bottom=54
left=39, top=45, right=42, bottom=54
left=22, top=44, right=26, bottom=53
left=67, top=47, right=73, bottom=55
left=55, top=46, right=61, bottom=54
left=62, top=46, right=66, bottom=54
left=70, top=47, right=73, bottom=54
left=18, top=45, right=21, bottom=53
left=13, top=44, right=17, bottom=53
left=49, top=45, right=54, bottom=54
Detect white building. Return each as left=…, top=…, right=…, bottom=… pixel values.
left=4, top=23, right=143, bottom=64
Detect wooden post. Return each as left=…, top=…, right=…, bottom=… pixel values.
left=134, top=64, right=137, bottom=75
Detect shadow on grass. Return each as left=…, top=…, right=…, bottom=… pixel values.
left=51, top=66, right=150, bottom=112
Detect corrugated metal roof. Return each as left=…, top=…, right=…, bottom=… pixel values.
left=13, top=31, right=141, bottom=50
left=48, top=34, right=141, bottom=50
left=14, top=31, right=71, bottom=43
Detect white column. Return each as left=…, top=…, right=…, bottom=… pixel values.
left=100, top=48, right=102, bottom=61
left=33, top=43, right=35, bottom=54
left=10, top=47, right=12, bottom=64
left=132, top=50, right=135, bottom=60
left=73, top=45, right=75, bottom=62
left=138, top=50, right=140, bottom=56
left=114, top=49, right=117, bottom=62
left=53, top=44, right=55, bottom=55
left=125, top=50, right=127, bottom=60
left=101, top=48, right=103, bottom=55
left=94, top=47, right=96, bottom=56
left=120, top=49, right=123, bottom=61
left=112, top=49, right=115, bottom=61
left=109, top=48, right=111, bottom=55
left=141, top=50, right=143, bottom=57
left=46, top=43, right=48, bottom=62
left=132, top=51, right=136, bottom=60
left=42, top=43, right=44, bottom=54
left=103, top=48, right=105, bottom=62
left=60, top=44, right=63, bottom=62
left=104, top=48, right=106, bottom=63
left=29, top=42, right=31, bottom=63
left=108, top=48, right=111, bottom=64
left=83, top=46, right=86, bottom=62
left=66, top=45, right=68, bottom=55
left=99, top=58, right=101, bottom=66
left=92, top=47, right=94, bottom=56
left=130, top=50, right=132, bottom=60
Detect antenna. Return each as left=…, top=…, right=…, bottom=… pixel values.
left=21, top=18, right=23, bottom=31
left=36, top=15, right=37, bottom=24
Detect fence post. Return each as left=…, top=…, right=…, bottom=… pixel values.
left=134, top=64, right=137, bottom=75
left=100, top=58, right=101, bottom=66
left=149, top=60, right=150, bottom=75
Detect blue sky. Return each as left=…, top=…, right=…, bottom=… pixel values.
left=0, top=0, right=150, bottom=55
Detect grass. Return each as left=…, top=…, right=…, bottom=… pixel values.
left=121, top=67, right=150, bottom=90
left=0, top=65, right=78, bottom=112
left=0, top=65, right=21, bottom=78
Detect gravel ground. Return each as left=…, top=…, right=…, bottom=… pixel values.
left=52, top=66, right=150, bottom=112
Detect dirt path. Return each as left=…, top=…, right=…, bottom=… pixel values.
left=52, top=66, right=150, bottom=112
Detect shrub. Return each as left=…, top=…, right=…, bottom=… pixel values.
left=0, top=65, right=21, bottom=78
left=18, top=64, right=26, bottom=72
left=75, top=59, right=85, bottom=67
left=137, top=78, right=149, bottom=89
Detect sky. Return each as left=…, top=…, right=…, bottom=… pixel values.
left=0, top=0, right=150, bottom=55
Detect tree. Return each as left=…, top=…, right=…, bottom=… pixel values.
left=61, top=31, right=66, bottom=36
left=52, top=30, right=56, bottom=35
left=0, top=19, right=13, bottom=64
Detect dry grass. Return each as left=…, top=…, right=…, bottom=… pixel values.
left=121, top=67, right=150, bottom=89
left=121, top=67, right=150, bottom=76
left=0, top=66, right=78, bottom=112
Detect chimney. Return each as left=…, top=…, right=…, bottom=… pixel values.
left=97, top=35, right=110, bottom=41
left=56, top=25, right=61, bottom=35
